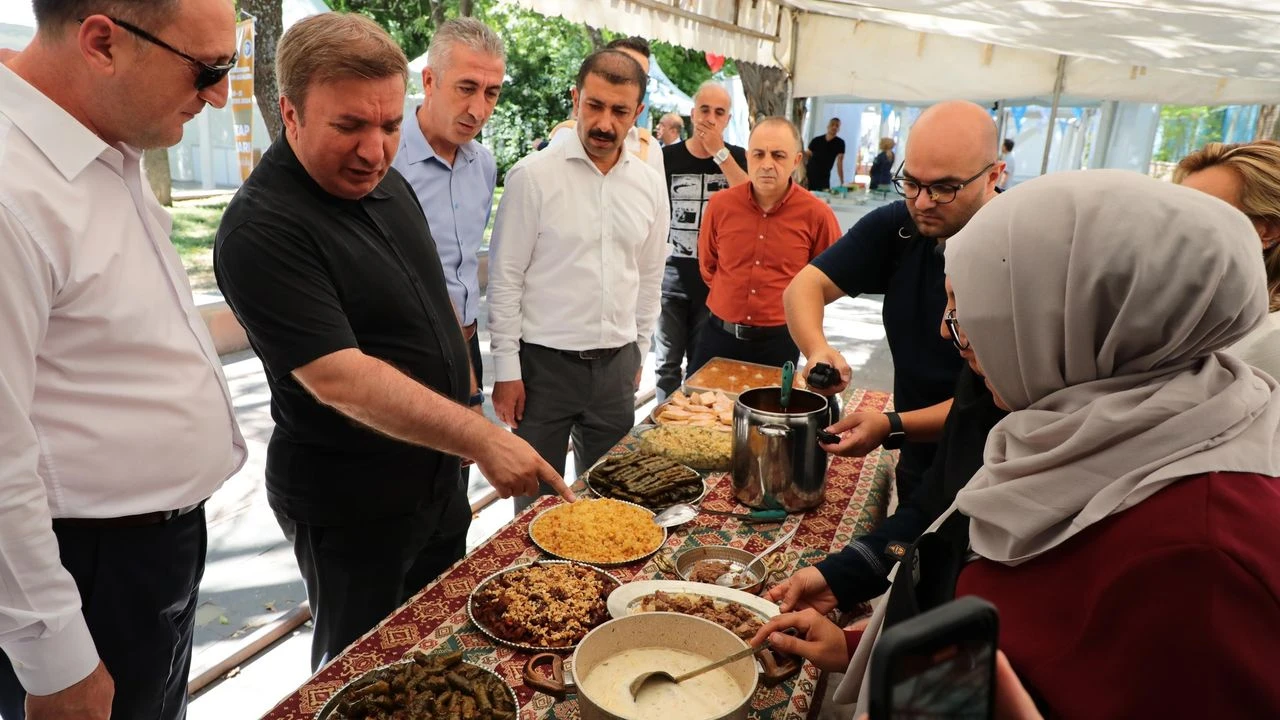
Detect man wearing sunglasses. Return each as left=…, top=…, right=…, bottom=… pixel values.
left=0, top=1, right=243, bottom=720
left=783, top=100, right=1003, bottom=502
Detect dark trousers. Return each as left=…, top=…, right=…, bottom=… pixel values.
left=467, top=327, right=484, bottom=389
left=513, top=342, right=642, bottom=513
left=276, top=489, right=471, bottom=671
left=654, top=294, right=710, bottom=403
left=0, top=508, right=207, bottom=720
left=689, top=317, right=801, bottom=375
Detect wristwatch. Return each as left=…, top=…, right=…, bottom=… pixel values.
left=882, top=411, right=907, bottom=450
left=713, top=147, right=731, bottom=164
left=468, top=391, right=485, bottom=407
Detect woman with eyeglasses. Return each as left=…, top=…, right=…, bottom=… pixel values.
left=1175, top=140, right=1280, bottom=379
left=759, top=170, right=1280, bottom=718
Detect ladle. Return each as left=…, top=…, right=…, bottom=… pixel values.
left=628, top=636, right=774, bottom=700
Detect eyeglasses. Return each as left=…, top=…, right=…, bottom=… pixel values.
left=893, top=162, right=995, bottom=205
left=943, top=309, right=970, bottom=351
left=82, top=16, right=237, bottom=90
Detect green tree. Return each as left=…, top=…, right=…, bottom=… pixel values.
left=1155, top=105, right=1227, bottom=163
left=326, top=0, right=475, bottom=60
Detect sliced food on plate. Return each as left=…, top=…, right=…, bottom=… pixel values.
left=587, top=452, right=703, bottom=508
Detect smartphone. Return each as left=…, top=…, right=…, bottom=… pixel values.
left=868, top=596, right=999, bottom=720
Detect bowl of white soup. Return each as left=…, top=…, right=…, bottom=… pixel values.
left=523, top=612, right=780, bottom=720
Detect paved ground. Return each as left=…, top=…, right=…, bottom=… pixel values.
left=186, top=195, right=899, bottom=718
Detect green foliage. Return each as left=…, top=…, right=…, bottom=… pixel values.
left=325, top=0, right=448, bottom=60
left=1154, top=105, right=1227, bottom=163
left=649, top=41, right=736, bottom=98
left=476, top=3, right=595, bottom=176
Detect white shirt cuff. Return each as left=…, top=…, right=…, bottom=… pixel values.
left=2, top=614, right=99, bottom=695
left=637, top=337, right=652, bottom=361
left=494, top=354, right=523, bottom=382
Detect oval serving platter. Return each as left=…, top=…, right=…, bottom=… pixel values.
left=466, top=560, right=622, bottom=652
left=528, top=498, right=668, bottom=567
left=606, top=579, right=780, bottom=624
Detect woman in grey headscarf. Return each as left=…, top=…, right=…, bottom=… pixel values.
left=759, top=170, right=1280, bottom=719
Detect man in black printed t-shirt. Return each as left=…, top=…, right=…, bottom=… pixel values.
left=654, top=81, right=749, bottom=401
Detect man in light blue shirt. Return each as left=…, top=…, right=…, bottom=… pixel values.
left=392, top=18, right=504, bottom=405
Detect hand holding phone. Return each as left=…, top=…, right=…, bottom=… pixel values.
left=869, top=596, right=999, bottom=720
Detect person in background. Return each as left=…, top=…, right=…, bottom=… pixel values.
left=868, top=136, right=895, bottom=191
left=763, top=171, right=1280, bottom=719
left=545, top=36, right=664, bottom=178
left=489, top=50, right=669, bottom=512
left=391, top=18, right=504, bottom=414
left=999, top=138, right=1016, bottom=187
left=1174, top=140, right=1280, bottom=378
left=804, top=117, right=845, bottom=191
left=784, top=101, right=1001, bottom=501
left=653, top=81, right=748, bottom=402
left=656, top=111, right=683, bottom=146
left=692, top=117, right=839, bottom=370
left=214, top=12, right=571, bottom=672
left=0, top=1, right=245, bottom=717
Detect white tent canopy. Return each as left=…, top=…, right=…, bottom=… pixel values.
left=515, top=0, right=1280, bottom=104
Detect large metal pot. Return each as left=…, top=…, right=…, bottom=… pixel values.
left=731, top=387, right=830, bottom=511
left=523, top=612, right=794, bottom=720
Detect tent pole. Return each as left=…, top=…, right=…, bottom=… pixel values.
left=1041, top=55, right=1067, bottom=175
left=994, top=100, right=1006, bottom=146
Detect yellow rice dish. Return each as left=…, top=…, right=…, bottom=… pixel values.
left=530, top=498, right=665, bottom=564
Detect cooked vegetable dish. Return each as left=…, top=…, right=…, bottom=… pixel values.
left=325, top=651, right=515, bottom=720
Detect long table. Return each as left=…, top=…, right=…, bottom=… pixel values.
left=261, top=386, right=896, bottom=720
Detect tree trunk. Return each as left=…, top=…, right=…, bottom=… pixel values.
left=242, top=0, right=284, bottom=141
left=738, top=61, right=789, bottom=127
left=143, top=148, right=173, bottom=206
left=430, top=0, right=447, bottom=28
left=459, top=0, right=474, bottom=16
left=1256, top=105, right=1279, bottom=141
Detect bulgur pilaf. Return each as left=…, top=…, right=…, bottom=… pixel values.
left=529, top=498, right=664, bottom=564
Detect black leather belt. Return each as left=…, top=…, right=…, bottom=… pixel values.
left=710, top=315, right=790, bottom=341
left=53, top=500, right=207, bottom=530
left=525, top=342, right=629, bottom=361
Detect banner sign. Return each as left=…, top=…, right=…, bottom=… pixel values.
left=230, top=18, right=255, bottom=181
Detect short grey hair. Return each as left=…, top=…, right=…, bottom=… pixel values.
left=694, top=80, right=730, bottom=105
left=427, top=17, right=505, bottom=74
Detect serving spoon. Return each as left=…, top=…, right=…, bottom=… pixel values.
left=628, top=636, right=774, bottom=700
left=716, top=522, right=799, bottom=587
left=652, top=503, right=788, bottom=528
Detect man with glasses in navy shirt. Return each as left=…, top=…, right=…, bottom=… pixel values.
left=783, top=101, right=1004, bottom=501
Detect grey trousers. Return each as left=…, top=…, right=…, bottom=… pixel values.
left=654, top=293, right=710, bottom=403
left=513, top=342, right=641, bottom=512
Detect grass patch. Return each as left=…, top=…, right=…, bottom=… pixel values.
left=169, top=199, right=228, bottom=293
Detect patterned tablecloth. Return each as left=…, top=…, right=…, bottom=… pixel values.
left=261, top=387, right=896, bottom=720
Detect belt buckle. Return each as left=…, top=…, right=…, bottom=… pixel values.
left=733, top=323, right=748, bottom=340
left=578, top=349, right=602, bottom=361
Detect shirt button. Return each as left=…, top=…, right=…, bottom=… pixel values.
left=758, top=235, right=764, bottom=239
left=755, top=260, right=760, bottom=265
left=750, top=289, right=757, bottom=294
left=746, top=315, right=752, bottom=320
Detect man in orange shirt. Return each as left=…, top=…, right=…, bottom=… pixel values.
left=693, top=117, right=841, bottom=370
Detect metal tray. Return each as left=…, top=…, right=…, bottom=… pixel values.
left=528, top=498, right=668, bottom=566
left=684, top=357, right=806, bottom=397
left=466, top=560, right=621, bottom=652
left=583, top=453, right=708, bottom=511
left=315, top=657, right=518, bottom=719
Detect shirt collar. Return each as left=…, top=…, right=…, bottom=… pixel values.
left=563, top=126, right=633, bottom=173
left=270, top=133, right=393, bottom=201
left=400, top=105, right=478, bottom=169
left=748, top=178, right=801, bottom=212
left=0, top=63, right=120, bottom=182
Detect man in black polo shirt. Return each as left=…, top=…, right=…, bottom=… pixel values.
left=214, top=13, right=572, bottom=671
left=783, top=100, right=1004, bottom=501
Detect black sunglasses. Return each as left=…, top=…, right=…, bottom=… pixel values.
left=82, top=16, right=236, bottom=90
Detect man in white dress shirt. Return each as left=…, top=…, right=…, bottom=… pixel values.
left=0, top=1, right=244, bottom=718
left=544, top=37, right=664, bottom=179
left=489, top=49, right=670, bottom=511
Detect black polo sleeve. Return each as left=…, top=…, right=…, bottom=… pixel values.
left=214, top=221, right=358, bottom=382
left=730, top=145, right=747, bottom=168
left=809, top=201, right=909, bottom=297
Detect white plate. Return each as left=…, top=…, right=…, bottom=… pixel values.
left=607, top=579, right=781, bottom=623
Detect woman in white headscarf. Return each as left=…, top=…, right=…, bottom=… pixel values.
left=757, top=170, right=1280, bottom=719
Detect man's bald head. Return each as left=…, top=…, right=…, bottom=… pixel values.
left=694, top=80, right=730, bottom=107
left=899, top=100, right=1002, bottom=239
